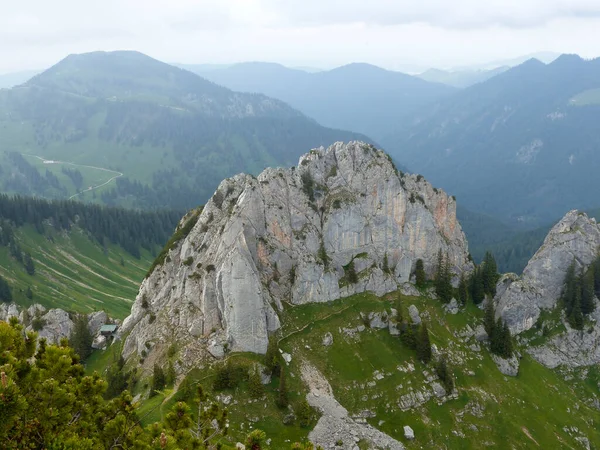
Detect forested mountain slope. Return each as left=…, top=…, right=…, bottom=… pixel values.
left=189, top=62, right=456, bottom=141
left=0, top=195, right=180, bottom=317
left=386, top=55, right=600, bottom=227
left=0, top=51, right=372, bottom=209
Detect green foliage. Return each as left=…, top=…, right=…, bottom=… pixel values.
left=246, top=429, right=267, bottom=450
left=383, top=252, right=391, bottom=275
left=182, top=256, right=194, bottom=266
left=146, top=210, right=200, bottom=277
left=469, top=266, right=485, bottom=305
left=435, top=355, right=454, bottom=395
left=150, top=363, right=166, bottom=397
left=0, top=275, right=12, bottom=302
left=265, top=336, right=281, bottom=377
left=458, top=273, right=469, bottom=306
left=343, top=259, right=358, bottom=284
left=23, top=253, right=35, bottom=276
left=69, top=313, right=93, bottom=361
left=249, top=365, right=265, bottom=399
left=301, top=171, right=315, bottom=202
left=561, top=259, right=597, bottom=329
left=213, top=360, right=248, bottom=391
left=318, top=240, right=330, bottom=269
left=276, top=367, right=289, bottom=409
left=296, top=399, right=314, bottom=428
left=416, top=322, right=432, bottom=364
left=415, top=258, right=426, bottom=288
left=486, top=302, right=514, bottom=358
left=434, top=251, right=453, bottom=304
left=481, top=251, right=499, bottom=297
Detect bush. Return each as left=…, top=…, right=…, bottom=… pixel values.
left=183, top=256, right=194, bottom=266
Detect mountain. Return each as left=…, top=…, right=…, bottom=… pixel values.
left=417, top=66, right=509, bottom=88
left=0, top=51, right=372, bottom=210
left=187, top=62, right=457, bottom=140
left=107, top=146, right=600, bottom=448
left=385, top=54, right=600, bottom=227
left=121, top=141, right=471, bottom=355
left=0, top=69, right=40, bottom=89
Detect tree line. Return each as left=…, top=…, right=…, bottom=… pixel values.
left=0, top=194, right=182, bottom=259
left=561, top=257, right=600, bottom=329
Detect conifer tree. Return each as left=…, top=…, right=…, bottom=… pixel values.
left=265, top=337, right=281, bottom=376
left=563, top=261, right=578, bottom=316
left=69, top=313, right=93, bottom=360
left=249, top=365, right=265, bottom=399
left=501, top=322, right=513, bottom=358
left=276, top=367, right=289, bottom=409
left=458, top=273, right=469, bottom=306
left=570, top=289, right=584, bottom=330
left=470, top=267, right=485, bottom=305
left=400, top=323, right=417, bottom=349
left=383, top=252, right=390, bottom=274
left=415, top=259, right=426, bottom=288
left=482, top=251, right=498, bottom=296
left=151, top=363, right=166, bottom=397
left=484, top=300, right=496, bottom=338
left=594, top=257, right=600, bottom=297
left=24, top=253, right=35, bottom=276
left=435, top=355, right=454, bottom=394
left=416, top=323, right=432, bottom=364
left=581, top=270, right=596, bottom=315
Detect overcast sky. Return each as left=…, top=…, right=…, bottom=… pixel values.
left=2, top=0, right=600, bottom=73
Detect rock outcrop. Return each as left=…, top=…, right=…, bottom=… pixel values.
left=0, top=303, right=112, bottom=346
left=495, top=211, right=600, bottom=334
left=121, top=141, right=471, bottom=363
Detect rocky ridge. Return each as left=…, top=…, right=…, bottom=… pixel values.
left=120, top=141, right=472, bottom=365
left=495, top=210, right=600, bottom=335
left=0, top=302, right=112, bottom=347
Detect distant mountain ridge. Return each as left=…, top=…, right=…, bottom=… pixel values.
left=0, top=51, right=372, bottom=210
left=187, top=61, right=456, bottom=140
left=385, top=54, right=600, bottom=227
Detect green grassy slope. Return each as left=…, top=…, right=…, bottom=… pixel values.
left=125, top=290, right=600, bottom=449
left=0, top=225, right=151, bottom=318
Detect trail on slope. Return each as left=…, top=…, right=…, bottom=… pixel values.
left=22, top=153, right=123, bottom=199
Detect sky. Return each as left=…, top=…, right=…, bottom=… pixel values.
left=2, top=0, right=600, bottom=73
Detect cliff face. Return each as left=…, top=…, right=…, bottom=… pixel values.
left=121, top=142, right=471, bottom=364
left=495, top=210, right=600, bottom=335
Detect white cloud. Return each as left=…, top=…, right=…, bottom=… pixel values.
left=0, top=0, right=599, bottom=73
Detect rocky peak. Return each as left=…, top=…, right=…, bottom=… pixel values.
left=121, top=141, right=471, bottom=365
left=496, top=210, right=600, bottom=334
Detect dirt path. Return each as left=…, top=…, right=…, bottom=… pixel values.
left=301, top=362, right=405, bottom=450
left=22, top=153, right=123, bottom=199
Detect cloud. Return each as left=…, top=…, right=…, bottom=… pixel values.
left=261, top=0, right=600, bottom=29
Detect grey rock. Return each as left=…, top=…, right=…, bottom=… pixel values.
left=408, top=305, right=421, bottom=325
left=369, top=311, right=389, bottom=329
left=403, top=425, right=415, bottom=440
left=496, top=211, right=600, bottom=334
left=491, top=354, right=519, bottom=377
left=322, top=332, right=333, bottom=346
left=87, top=311, right=108, bottom=335
left=474, top=325, right=488, bottom=342
left=444, top=298, right=459, bottom=314
left=92, top=335, right=108, bottom=350
left=121, top=142, right=471, bottom=366
left=400, top=283, right=420, bottom=297
left=431, top=382, right=446, bottom=398
left=528, top=308, right=600, bottom=368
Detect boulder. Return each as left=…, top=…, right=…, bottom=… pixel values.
left=87, top=311, right=108, bottom=335
left=444, top=298, right=459, bottom=314
left=322, top=332, right=333, bottom=346
left=492, top=354, right=519, bottom=377
left=408, top=305, right=421, bottom=325
left=403, top=425, right=415, bottom=440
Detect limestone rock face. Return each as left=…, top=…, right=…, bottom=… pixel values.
left=121, top=141, right=471, bottom=363
left=496, top=211, right=600, bottom=334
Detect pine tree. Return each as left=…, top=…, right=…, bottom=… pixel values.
left=458, top=273, right=468, bottom=306
left=24, top=253, right=35, bottom=276
left=594, top=257, right=600, bottom=297
left=416, top=323, right=432, bottom=364
left=501, top=322, right=513, bottom=358
left=400, top=323, right=417, bottom=350
left=249, top=365, right=265, bottom=399
left=297, top=399, right=313, bottom=428
left=435, top=355, right=454, bottom=395
left=25, top=286, right=33, bottom=300
left=470, top=267, right=485, bottom=305
left=570, top=289, right=584, bottom=330
left=69, top=314, right=93, bottom=360
left=435, top=252, right=453, bottom=304
left=482, top=251, right=498, bottom=296
left=581, top=270, right=596, bottom=315
left=383, top=252, right=390, bottom=274
left=0, top=276, right=12, bottom=302
left=265, top=337, right=281, bottom=376
left=276, top=367, right=289, bottom=409
left=484, top=300, right=496, bottom=338
left=415, top=259, right=426, bottom=288
left=490, top=317, right=503, bottom=355
left=151, top=363, right=166, bottom=397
